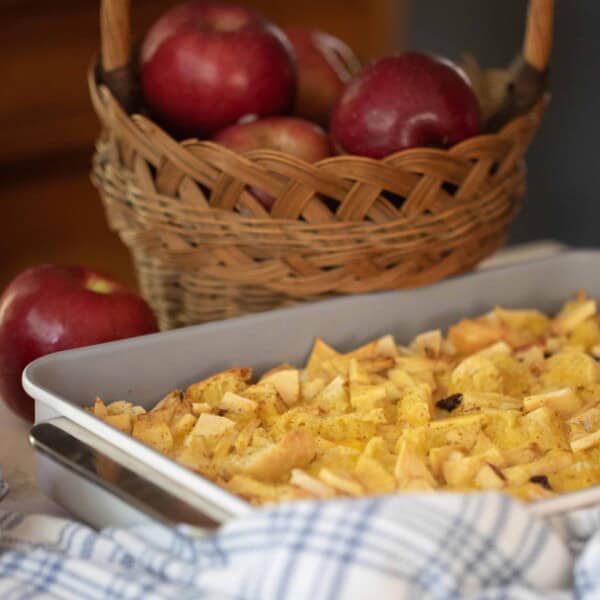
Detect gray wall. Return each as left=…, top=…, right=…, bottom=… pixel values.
left=407, top=0, right=600, bottom=246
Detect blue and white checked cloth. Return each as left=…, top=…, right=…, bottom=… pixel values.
left=1, top=492, right=600, bottom=599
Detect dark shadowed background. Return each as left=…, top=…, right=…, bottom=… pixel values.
left=1, top=0, right=597, bottom=292
left=409, top=0, right=600, bottom=246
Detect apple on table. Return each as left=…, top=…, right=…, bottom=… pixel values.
left=0, top=265, right=158, bottom=421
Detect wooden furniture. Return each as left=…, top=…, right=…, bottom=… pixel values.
left=0, top=0, right=401, bottom=290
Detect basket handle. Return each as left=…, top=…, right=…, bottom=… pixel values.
left=523, top=0, right=554, bottom=72
left=99, top=0, right=554, bottom=72
left=101, top=0, right=131, bottom=72
left=98, top=0, right=554, bottom=106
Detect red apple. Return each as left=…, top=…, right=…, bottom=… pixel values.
left=213, top=116, right=332, bottom=210
left=140, top=1, right=296, bottom=138
left=330, top=52, right=481, bottom=159
left=0, top=265, right=158, bottom=421
left=282, top=26, right=360, bottom=127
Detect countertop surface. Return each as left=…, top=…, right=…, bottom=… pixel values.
left=0, top=400, right=67, bottom=516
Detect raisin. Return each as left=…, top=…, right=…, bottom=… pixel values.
left=530, top=475, right=552, bottom=490
left=543, top=351, right=553, bottom=359
left=436, top=393, right=463, bottom=412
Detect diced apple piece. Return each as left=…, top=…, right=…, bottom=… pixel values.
left=570, top=319, right=600, bottom=350
left=471, top=431, right=496, bottom=455
left=306, top=338, right=340, bottom=373
left=502, top=443, right=542, bottom=466
left=93, top=397, right=108, bottom=419
left=314, top=375, right=349, bottom=413
left=362, top=436, right=395, bottom=470
left=475, top=341, right=512, bottom=359
left=132, top=417, right=174, bottom=454
left=348, top=358, right=370, bottom=385
left=450, top=355, right=503, bottom=394
left=244, top=430, right=315, bottom=482
left=494, top=307, right=550, bottom=336
left=300, top=375, right=327, bottom=402
left=553, top=299, right=596, bottom=335
left=402, top=478, right=436, bottom=491
left=388, top=368, right=417, bottom=390
left=191, top=413, right=236, bottom=437
left=429, top=413, right=487, bottom=449
left=399, top=383, right=432, bottom=427
left=350, top=383, right=387, bottom=412
left=441, top=339, right=457, bottom=356
left=503, top=450, right=573, bottom=486
left=175, top=437, right=213, bottom=475
left=105, top=412, right=132, bottom=433
left=523, top=388, right=582, bottom=418
left=568, top=405, right=600, bottom=430
left=448, top=318, right=504, bottom=355
left=475, top=463, right=506, bottom=490
left=442, top=452, right=485, bottom=487
left=429, top=445, right=464, bottom=479
left=521, top=406, right=570, bottom=451
left=290, top=469, right=336, bottom=499
left=213, top=429, right=239, bottom=461
left=219, top=391, right=258, bottom=414
left=395, top=438, right=437, bottom=488
left=571, top=430, right=600, bottom=452
left=354, top=455, right=396, bottom=494
left=319, top=468, right=364, bottom=496
left=543, top=351, right=598, bottom=389
left=187, top=368, right=252, bottom=405
left=462, top=392, right=522, bottom=412
left=171, top=413, right=196, bottom=442
left=482, top=409, right=529, bottom=450
left=395, top=356, right=438, bottom=374
left=261, top=369, right=300, bottom=406
left=410, top=329, right=443, bottom=358
left=515, top=345, right=545, bottom=371
left=107, top=400, right=145, bottom=416
left=191, top=402, right=212, bottom=416
left=375, top=334, right=398, bottom=358
left=548, top=460, right=600, bottom=493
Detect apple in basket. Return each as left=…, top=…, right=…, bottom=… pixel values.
left=282, top=26, right=361, bottom=127
left=330, top=52, right=481, bottom=158
left=140, top=1, right=296, bottom=137
left=213, top=116, right=332, bottom=210
left=0, top=265, right=158, bottom=421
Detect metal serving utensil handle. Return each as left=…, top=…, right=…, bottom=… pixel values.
left=30, top=418, right=220, bottom=530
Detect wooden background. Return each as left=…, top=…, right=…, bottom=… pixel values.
left=1, top=0, right=403, bottom=291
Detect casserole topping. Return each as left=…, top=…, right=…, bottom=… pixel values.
left=91, top=292, right=600, bottom=505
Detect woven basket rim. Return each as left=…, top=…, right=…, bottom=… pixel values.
left=89, top=59, right=548, bottom=173
left=93, top=149, right=524, bottom=237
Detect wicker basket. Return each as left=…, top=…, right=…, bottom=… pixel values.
left=91, top=0, right=554, bottom=330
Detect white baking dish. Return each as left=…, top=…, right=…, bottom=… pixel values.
left=24, top=249, right=600, bottom=528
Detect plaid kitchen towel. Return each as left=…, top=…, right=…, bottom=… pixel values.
left=0, top=492, right=599, bottom=599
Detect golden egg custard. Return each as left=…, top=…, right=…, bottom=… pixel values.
left=91, top=292, right=600, bottom=505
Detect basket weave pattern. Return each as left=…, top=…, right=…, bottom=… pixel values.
left=92, top=0, right=552, bottom=330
